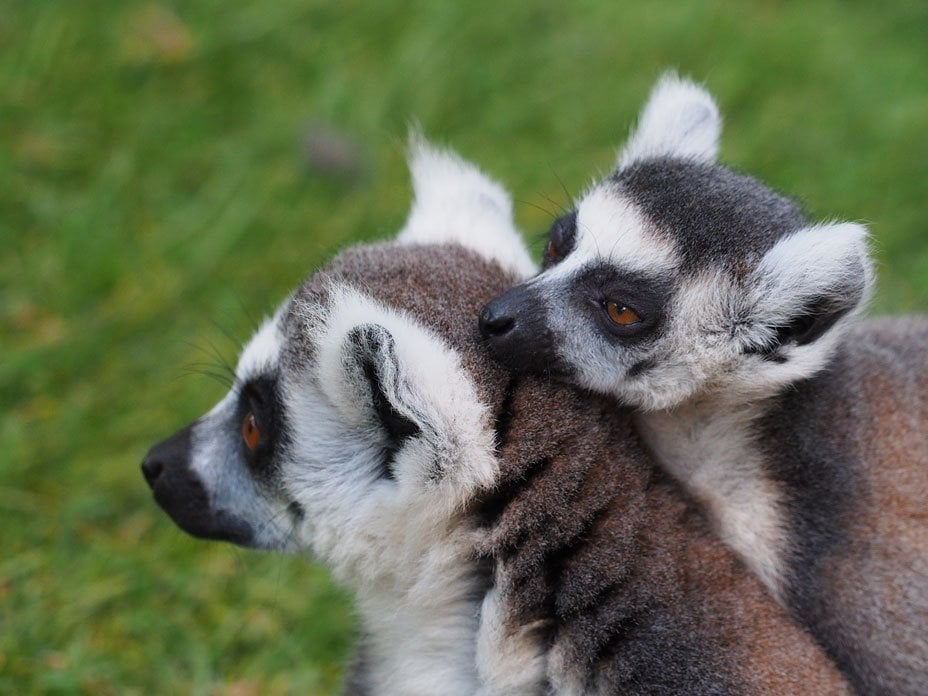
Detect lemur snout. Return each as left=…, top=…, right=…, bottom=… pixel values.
left=142, top=424, right=254, bottom=545
left=140, top=453, right=163, bottom=488
left=478, top=286, right=537, bottom=363
left=478, top=300, right=515, bottom=337
left=479, top=284, right=564, bottom=375
left=141, top=425, right=192, bottom=489
left=479, top=283, right=537, bottom=340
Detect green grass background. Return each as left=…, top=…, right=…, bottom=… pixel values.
left=2, top=1, right=926, bottom=693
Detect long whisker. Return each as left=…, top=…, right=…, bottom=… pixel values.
left=549, top=165, right=574, bottom=210
left=177, top=366, right=235, bottom=389
left=515, top=197, right=559, bottom=221
left=252, top=504, right=300, bottom=542
left=205, top=338, right=237, bottom=381
left=210, top=318, right=245, bottom=357
left=233, top=290, right=263, bottom=338
left=538, top=191, right=568, bottom=218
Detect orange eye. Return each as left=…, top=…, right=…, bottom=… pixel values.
left=544, top=241, right=560, bottom=263
left=606, top=302, right=641, bottom=326
left=242, top=411, right=261, bottom=451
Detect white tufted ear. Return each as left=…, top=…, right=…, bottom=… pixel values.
left=745, top=222, right=873, bottom=352
left=396, top=132, right=537, bottom=279
left=617, top=72, right=721, bottom=169
left=313, top=285, right=500, bottom=500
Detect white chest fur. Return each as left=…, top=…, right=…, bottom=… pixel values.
left=633, top=400, right=789, bottom=602
left=354, top=530, right=485, bottom=696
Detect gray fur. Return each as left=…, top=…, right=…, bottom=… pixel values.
left=613, top=157, right=806, bottom=271
left=753, top=317, right=928, bottom=694
left=142, top=141, right=852, bottom=694
left=146, top=241, right=851, bottom=695
left=481, top=74, right=928, bottom=694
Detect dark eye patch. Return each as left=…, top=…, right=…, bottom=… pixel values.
left=238, top=373, right=285, bottom=479
left=571, top=264, right=673, bottom=342
left=542, top=211, right=578, bottom=269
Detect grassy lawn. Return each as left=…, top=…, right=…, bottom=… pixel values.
left=2, top=1, right=926, bottom=693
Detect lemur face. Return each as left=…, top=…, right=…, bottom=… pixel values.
left=481, top=74, right=872, bottom=410
left=142, top=139, right=532, bottom=592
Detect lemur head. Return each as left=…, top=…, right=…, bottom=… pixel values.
left=141, top=138, right=535, bottom=594
left=480, top=73, right=873, bottom=411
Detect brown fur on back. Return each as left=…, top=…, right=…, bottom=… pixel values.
left=758, top=317, right=928, bottom=695
left=479, top=378, right=851, bottom=694
left=295, top=242, right=851, bottom=693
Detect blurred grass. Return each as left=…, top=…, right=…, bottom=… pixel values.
left=1, top=0, right=926, bottom=692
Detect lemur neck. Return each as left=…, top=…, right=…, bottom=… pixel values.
left=353, top=530, right=487, bottom=696
left=632, top=396, right=789, bottom=602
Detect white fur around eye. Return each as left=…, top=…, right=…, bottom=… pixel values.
left=560, top=184, right=678, bottom=278
left=234, top=306, right=287, bottom=382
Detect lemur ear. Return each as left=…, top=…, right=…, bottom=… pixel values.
left=346, top=324, right=422, bottom=453
left=396, top=131, right=537, bottom=279
left=337, top=317, right=497, bottom=493
left=746, top=222, right=872, bottom=353
left=617, top=72, right=721, bottom=169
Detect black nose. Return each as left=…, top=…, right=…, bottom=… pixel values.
left=478, top=283, right=564, bottom=375
left=141, top=424, right=193, bottom=491
left=141, top=455, right=163, bottom=488
left=479, top=300, right=515, bottom=338
left=140, top=423, right=254, bottom=545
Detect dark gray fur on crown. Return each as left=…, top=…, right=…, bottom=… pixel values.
left=614, top=158, right=807, bottom=272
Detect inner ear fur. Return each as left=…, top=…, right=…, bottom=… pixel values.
left=751, top=292, right=863, bottom=357
left=346, top=324, right=421, bottom=447
left=746, top=222, right=872, bottom=354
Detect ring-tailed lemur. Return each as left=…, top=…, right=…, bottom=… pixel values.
left=142, top=139, right=851, bottom=694
left=479, top=73, right=928, bottom=695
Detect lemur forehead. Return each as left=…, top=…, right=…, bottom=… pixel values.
left=291, top=242, right=519, bottom=351
left=613, top=158, right=807, bottom=272
left=565, top=183, right=678, bottom=278
left=283, top=241, right=514, bottom=399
